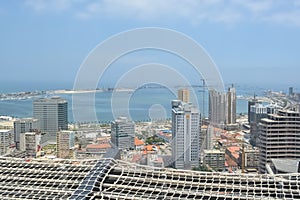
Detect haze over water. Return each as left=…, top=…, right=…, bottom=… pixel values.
left=0, top=81, right=265, bottom=123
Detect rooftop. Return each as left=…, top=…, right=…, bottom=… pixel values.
left=86, top=143, right=111, bottom=149
left=134, top=137, right=144, bottom=146
left=271, top=158, right=300, bottom=173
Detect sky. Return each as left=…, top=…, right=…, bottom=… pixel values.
left=1, top=0, right=300, bottom=92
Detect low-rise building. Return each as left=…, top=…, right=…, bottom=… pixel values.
left=203, top=149, right=225, bottom=171
left=86, top=143, right=111, bottom=154
left=14, top=118, right=39, bottom=149
left=57, top=130, right=75, bottom=159
left=20, top=132, right=41, bottom=158
left=239, top=148, right=259, bottom=169
left=0, top=129, right=14, bottom=155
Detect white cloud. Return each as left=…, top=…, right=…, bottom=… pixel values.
left=25, top=0, right=73, bottom=12
left=232, top=0, right=274, bottom=13
left=75, top=0, right=243, bottom=25
left=263, top=10, right=300, bottom=27
left=24, top=0, right=300, bottom=27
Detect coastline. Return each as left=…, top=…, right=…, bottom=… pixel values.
left=0, top=88, right=135, bottom=101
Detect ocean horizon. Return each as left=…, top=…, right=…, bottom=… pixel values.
left=0, top=83, right=288, bottom=123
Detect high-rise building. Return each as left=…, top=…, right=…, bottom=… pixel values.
left=33, top=97, right=68, bottom=142
left=20, top=132, right=41, bottom=158
left=14, top=118, right=39, bottom=149
left=249, top=103, right=268, bottom=146
left=258, top=110, right=300, bottom=173
left=226, top=85, right=236, bottom=124
left=249, top=103, right=280, bottom=146
left=208, top=89, right=226, bottom=126
left=289, top=87, right=294, bottom=97
left=178, top=88, right=190, bottom=103
left=0, top=129, right=14, bottom=155
left=248, top=96, right=259, bottom=123
left=57, top=130, right=75, bottom=158
left=111, top=117, right=135, bottom=150
left=209, top=86, right=237, bottom=127
left=171, top=100, right=200, bottom=169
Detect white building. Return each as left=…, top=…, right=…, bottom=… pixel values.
left=111, top=117, right=135, bottom=150
left=171, top=100, right=200, bottom=169
left=0, top=129, right=14, bottom=155
left=14, top=118, right=39, bottom=149
left=20, top=132, right=41, bottom=158
left=33, top=97, right=68, bottom=142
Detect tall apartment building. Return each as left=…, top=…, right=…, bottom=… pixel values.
left=0, top=129, right=14, bottom=155
left=33, top=97, right=68, bottom=142
left=20, top=132, right=41, bottom=158
left=57, top=130, right=75, bottom=158
left=249, top=103, right=280, bottom=146
left=258, top=110, right=300, bottom=173
left=208, top=89, right=227, bottom=126
left=248, top=96, right=259, bottom=123
left=178, top=88, right=190, bottom=103
left=171, top=100, right=200, bottom=169
left=209, top=86, right=237, bottom=127
left=14, top=118, right=39, bottom=149
left=289, top=87, right=294, bottom=97
left=226, top=85, right=236, bottom=125
left=111, top=117, right=135, bottom=150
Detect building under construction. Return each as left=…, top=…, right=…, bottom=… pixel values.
left=0, top=157, right=300, bottom=199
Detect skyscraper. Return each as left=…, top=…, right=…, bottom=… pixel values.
left=14, top=118, right=39, bottom=149
left=111, top=117, right=135, bottom=150
left=57, top=130, right=75, bottom=158
left=178, top=88, right=190, bottom=103
left=33, top=97, right=68, bottom=142
left=226, top=85, right=236, bottom=124
left=258, top=110, right=300, bottom=173
left=249, top=103, right=280, bottom=146
left=171, top=100, right=200, bottom=169
left=248, top=96, right=259, bottom=123
left=208, top=89, right=226, bottom=126
left=289, top=87, right=294, bottom=97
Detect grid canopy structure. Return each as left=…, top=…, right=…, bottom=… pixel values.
left=0, top=157, right=300, bottom=200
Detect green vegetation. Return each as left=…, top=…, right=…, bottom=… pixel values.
left=192, top=165, right=212, bottom=172
left=145, top=135, right=165, bottom=145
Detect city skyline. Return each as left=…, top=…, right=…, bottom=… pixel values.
left=0, top=1, right=300, bottom=91
left=1, top=1, right=300, bottom=198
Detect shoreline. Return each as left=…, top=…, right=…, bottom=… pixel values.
left=0, top=88, right=135, bottom=101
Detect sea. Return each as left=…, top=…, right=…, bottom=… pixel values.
left=0, top=82, right=270, bottom=123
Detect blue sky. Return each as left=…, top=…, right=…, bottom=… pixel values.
left=1, top=0, right=300, bottom=91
